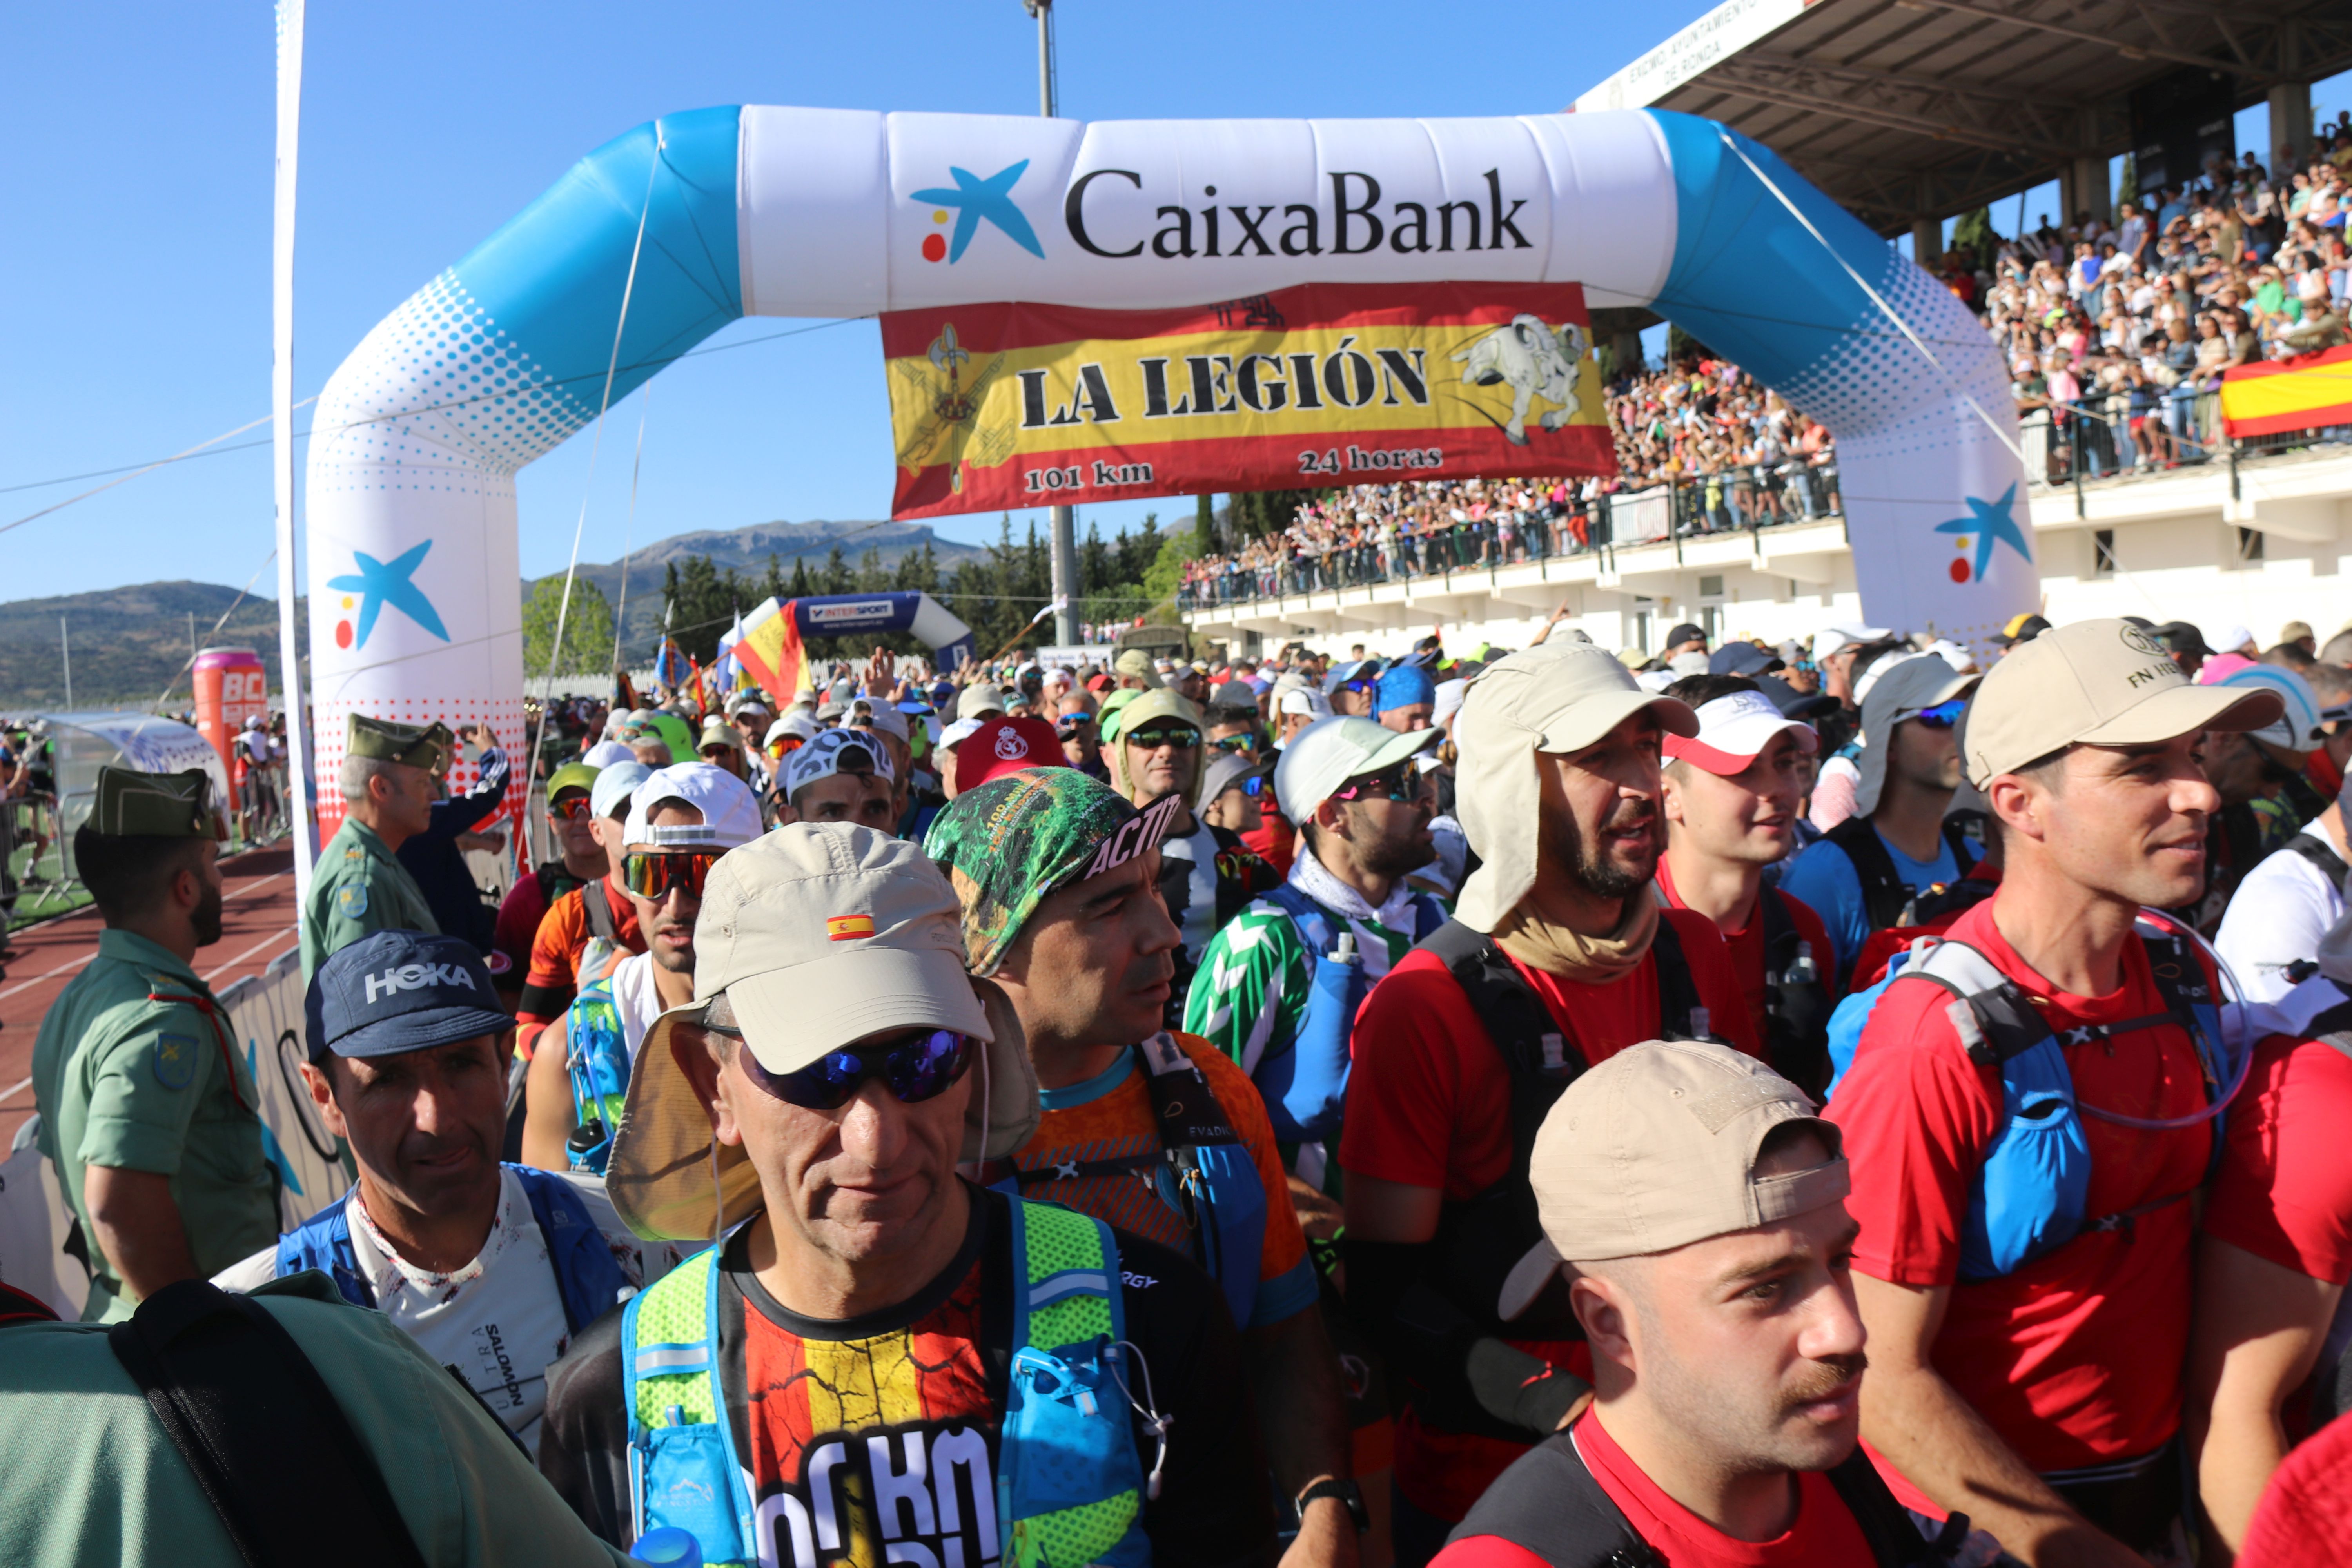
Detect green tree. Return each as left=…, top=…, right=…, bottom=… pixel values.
left=522, top=576, right=617, bottom=678
left=1223, top=488, right=1326, bottom=547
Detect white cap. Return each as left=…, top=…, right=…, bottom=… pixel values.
left=1853, top=650, right=1922, bottom=706
left=1662, top=691, right=1820, bottom=776
left=845, top=698, right=911, bottom=743
left=782, top=728, right=898, bottom=798
left=939, top=716, right=985, bottom=750
left=583, top=739, right=637, bottom=769
left=764, top=711, right=821, bottom=749
left=623, top=762, right=764, bottom=850
left=1923, top=638, right=1978, bottom=674
left=1274, top=716, right=1441, bottom=824
left=1814, top=623, right=1892, bottom=661
left=2215, top=623, right=2256, bottom=655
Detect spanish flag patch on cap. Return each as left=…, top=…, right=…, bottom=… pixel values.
left=826, top=914, right=876, bottom=942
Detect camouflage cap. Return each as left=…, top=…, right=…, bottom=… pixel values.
left=347, top=713, right=449, bottom=770
left=91, top=765, right=226, bottom=840
left=922, top=767, right=1184, bottom=976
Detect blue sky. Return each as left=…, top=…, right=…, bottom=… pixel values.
left=7, top=5, right=2338, bottom=604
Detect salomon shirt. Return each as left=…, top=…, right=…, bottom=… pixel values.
left=535, top=1187, right=1276, bottom=1566
left=214, top=1168, right=681, bottom=1454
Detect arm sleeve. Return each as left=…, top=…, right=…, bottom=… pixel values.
left=1183, top=908, right=1306, bottom=1078
left=78, top=1015, right=208, bottom=1176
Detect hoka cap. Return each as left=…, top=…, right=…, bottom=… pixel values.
left=1965, top=617, right=2285, bottom=787
left=306, top=930, right=510, bottom=1065
left=1497, top=1040, right=1849, bottom=1318
left=607, top=824, right=1033, bottom=1242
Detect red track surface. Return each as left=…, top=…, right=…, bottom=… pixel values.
left=0, top=846, right=300, bottom=1149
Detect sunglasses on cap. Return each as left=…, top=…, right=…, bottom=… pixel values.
left=1126, top=725, right=1201, bottom=750
left=549, top=794, right=593, bottom=821
left=1911, top=698, right=1968, bottom=730
left=722, top=1025, right=978, bottom=1111
left=1332, top=762, right=1417, bottom=804
left=619, top=850, right=722, bottom=900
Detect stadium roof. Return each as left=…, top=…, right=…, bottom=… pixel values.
left=1571, top=0, right=2352, bottom=235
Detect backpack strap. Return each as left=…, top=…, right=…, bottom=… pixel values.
left=1445, top=1428, right=1650, bottom=1566
left=2285, top=831, right=2351, bottom=892
left=1646, top=916, right=1715, bottom=1044
left=624, top=1246, right=753, bottom=1562
left=1827, top=815, right=1910, bottom=934
left=512, top=1165, right=633, bottom=1336
left=107, top=1279, right=428, bottom=1568
left=583, top=878, right=618, bottom=946
left=1825, top=1448, right=1962, bottom=1566
left=275, top=1196, right=376, bottom=1310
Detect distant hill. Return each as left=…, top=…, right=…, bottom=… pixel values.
left=525, top=517, right=987, bottom=650
left=1, top=519, right=986, bottom=712
left=0, top=581, right=308, bottom=713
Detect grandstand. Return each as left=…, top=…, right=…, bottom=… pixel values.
left=1181, top=0, right=2352, bottom=661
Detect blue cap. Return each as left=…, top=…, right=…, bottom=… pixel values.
left=1323, top=658, right=1384, bottom=695
left=1708, top=642, right=1782, bottom=677
left=1376, top=662, right=1437, bottom=713
left=306, top=930, right=512, bottom=1064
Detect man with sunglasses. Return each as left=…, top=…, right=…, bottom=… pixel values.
left=927, top=769, right=1361, bottom=1568
left=489, top=760, right=605, bottom=1009
left=1109, top=689, right=1282, bottom=1024
left=216, top=930, right=681, bottom=1454
left=1055, top=695, right=1108, bottom=779
left=1779, top=656, right=1982, bottom=988
left=523, top=763, right=762, bottom=1172
left=1207, top=679, right=1268, bottom=761
left=775, top=726, right=899, bottom=835
left=1335, top=643, right=1757, bottom=1565
left=538, top=822, right=1280, bottom=1568
left=1187, top=718, right=1448, bottom=1169
left=1829, top=621, right=2283, bottom=1563
left=1326, top=659, right=1384, bottom=719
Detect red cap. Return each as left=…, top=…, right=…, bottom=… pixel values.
left=955, top=717, right=1069, bottom=795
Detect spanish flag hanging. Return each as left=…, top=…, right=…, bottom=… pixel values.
left=2220, top=345, right=2352, bottom=438
left=881, top=281, right=1615, bottom=520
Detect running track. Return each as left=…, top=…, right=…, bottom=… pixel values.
left=0, top=846, right=299, bottom=1149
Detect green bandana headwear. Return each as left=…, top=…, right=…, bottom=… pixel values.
left=923, top=767, right=1183, bottom=975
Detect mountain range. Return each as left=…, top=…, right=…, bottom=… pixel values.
left=2, top=517, right=980, bottom=710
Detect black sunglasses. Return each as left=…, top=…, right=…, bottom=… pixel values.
left=727, top=1027, right=978, bottom=1112
left=1331, top=762, right=1417, bottom=804
left=1126, top=726, right=1201, bottom=750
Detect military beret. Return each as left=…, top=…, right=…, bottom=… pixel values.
left=347, top=713, right=449, bottom=769
left=89, top=766, right=225, bottom=840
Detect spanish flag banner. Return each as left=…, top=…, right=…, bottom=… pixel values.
left=882, top=281, right=1614, bottom=520
left=721, top=597, right=809, bottom=701
left=2220, top=345, right=2352, bottom=437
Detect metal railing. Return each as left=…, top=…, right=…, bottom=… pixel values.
left=1177, top=465, right=1846, bottom=611
left=2016, top=389, right=2352, bottom=515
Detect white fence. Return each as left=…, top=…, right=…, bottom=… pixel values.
left=0, top=946, right=352, bottom=1317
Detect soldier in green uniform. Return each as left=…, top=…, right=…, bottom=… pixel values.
left=300, top=713, right=445, bottom=978
left=31, top=766, right=278, bottom=1323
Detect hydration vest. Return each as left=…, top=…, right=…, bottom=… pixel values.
left=1651, top=884, right=1834, bottom=1097
left=563, top=973, right=630, bottom=1174
left=1450, top=1426, right=1957, bottom=1567
left=1826, top=814, right=1982, bottom=935
left=1821, top=915, right=2237, bottom=1283
left=984, top=1033, right=1269, bottom=1333
left=1393, top=918, right=1715, bottom=1439
left=622, top=1199, right=1153, bottom=1568
left=1250, top=881, right=1449, bottom=1143
left=275, top=1163, right=631, bottom=1335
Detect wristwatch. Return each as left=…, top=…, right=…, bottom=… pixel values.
left=1294, top=1478, right=1370, bottom=1534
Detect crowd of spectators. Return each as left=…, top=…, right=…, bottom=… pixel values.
left=1951, top=119, right=2352, bottom=481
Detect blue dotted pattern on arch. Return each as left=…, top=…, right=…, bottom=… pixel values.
left=1646, top=111, right=1920, bottom=426
left=454, top=104, right=744, bottom=423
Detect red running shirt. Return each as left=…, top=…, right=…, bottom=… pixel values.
left=1339, top=909, right=1757, bottom=1520
left=1827, top=898, right=2216, bottom=1479
left=1431, top=1413, right=1876, bottom=1568
left=2203, top=1032, right=2352, bottom=1286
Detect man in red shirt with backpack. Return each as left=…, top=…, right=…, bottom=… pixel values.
left=1830, top=619, right=2281, bottom=1564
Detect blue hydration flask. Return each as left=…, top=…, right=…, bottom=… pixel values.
left=633, top=1526, right=704, bottom=1568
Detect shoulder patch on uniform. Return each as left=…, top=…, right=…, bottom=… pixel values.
left=153, top=1033, right=199, bottom=1090
left=336, top=882, right=369, bottom=918
left=344, top=846, right=361, bottom=860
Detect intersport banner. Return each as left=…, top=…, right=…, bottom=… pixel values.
left=882, top=281, right=1614, bottom=519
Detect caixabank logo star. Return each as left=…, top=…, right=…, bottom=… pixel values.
left=910, top=160, right=1045, bottom=264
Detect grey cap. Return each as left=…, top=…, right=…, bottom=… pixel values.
left=1852, top=655, right=1980, bottom=817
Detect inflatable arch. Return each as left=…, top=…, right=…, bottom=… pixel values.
left=305, top=105, right=2032, bottom=833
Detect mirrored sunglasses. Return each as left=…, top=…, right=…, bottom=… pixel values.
left=549, top=794, right=594, bottom=821
left=727, top=1027, right=978, bottom=1112
left=1331, top=762, right=1416, bottom=803
left=619, top=850, right=722, bottom=900
left=1912, top=699, right=1969, bottom=730
left=1126, top=726, right=1201, bottom=751
left=1211, top=733, right=1256, bottom=753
